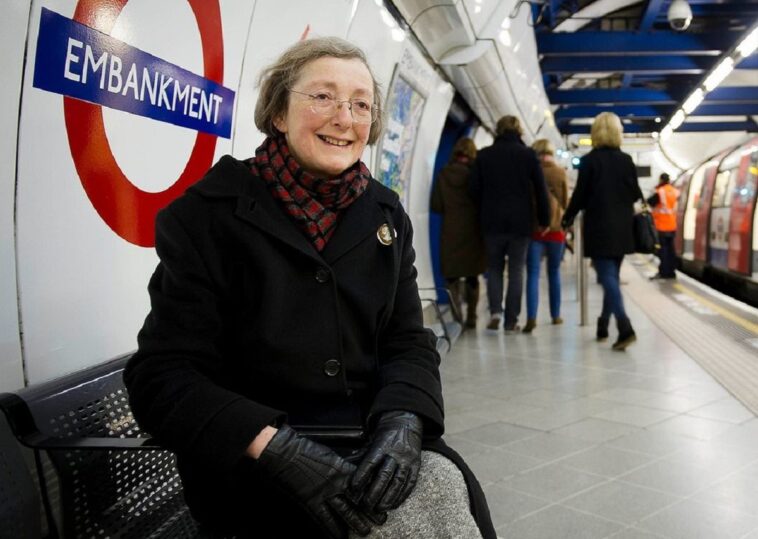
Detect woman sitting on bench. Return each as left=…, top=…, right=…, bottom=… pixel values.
left=125, top=37, right=494, bottom=539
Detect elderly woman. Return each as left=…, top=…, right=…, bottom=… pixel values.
left=124, top=37, right=494, bottom=539
left=562, top=112, right=643, bottom=350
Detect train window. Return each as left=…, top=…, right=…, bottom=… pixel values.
left=683, top=162, right=710, bottom=240
left=711, top=169, right=732, bottom=208
left=723, top=169, right=740, bottom=208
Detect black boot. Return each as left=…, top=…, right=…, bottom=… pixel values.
left=596, top=317, right=609, bottom=341
left=613, top=317, right=636, bottom=351
left=464, top=281, right=479, bottom=329
left=447, top=280, right=463, bottom=324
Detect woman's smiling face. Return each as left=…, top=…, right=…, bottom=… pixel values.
left=273, top=56, right=374, bottom=178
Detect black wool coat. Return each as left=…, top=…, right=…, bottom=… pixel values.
left=563, top=146, right=644, bottom=259
left=470, top=132, right=550, bottom=237
left=124, top=156, right=495, bottom=538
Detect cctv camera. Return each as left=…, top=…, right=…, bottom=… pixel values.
left=668, top=0, right=692, bottom=31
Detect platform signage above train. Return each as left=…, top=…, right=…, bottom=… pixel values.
left=32, top=7, right=234, bottom=138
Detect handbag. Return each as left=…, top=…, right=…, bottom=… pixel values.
left=633, top=205, right=660, bottom=254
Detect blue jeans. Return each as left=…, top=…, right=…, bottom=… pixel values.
left=526, top=240, right=564, bottom=320
left=484, top=233, right=529, bottom=326
left=593, top=257, right=629, bottom=323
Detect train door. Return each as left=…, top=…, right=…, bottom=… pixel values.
left=674, top=171, right=692, bottom=257
left=694, top=151, right=731, bottom=263
left=727, top=140, right=758, bottom=275
left=708, top=150, right=740, bottom=270
left=682, top=162, right=711, bottom=260
left=754, top=170, right=758, bottom=281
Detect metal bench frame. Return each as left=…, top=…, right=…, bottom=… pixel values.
left=0, top=354, right=197, bottom=538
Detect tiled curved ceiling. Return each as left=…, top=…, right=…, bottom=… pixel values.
left=536, top=0, right=758, bottom=135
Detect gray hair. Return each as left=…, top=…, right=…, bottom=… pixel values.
left=254, top=37, right=383, bottom=145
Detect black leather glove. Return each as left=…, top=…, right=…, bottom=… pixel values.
left=351, top=411, right=423, bottom=512
left=257, top=424, right=374, bottom=538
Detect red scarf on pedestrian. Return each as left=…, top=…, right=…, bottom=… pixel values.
left=250, top=135, right=370, bottom=252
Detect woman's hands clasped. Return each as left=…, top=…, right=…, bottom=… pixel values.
left=256, top=412, right=423, bottom=537
left=350, top=411, right=423, bottom=512
left=257, top=425, right=384, bottom=538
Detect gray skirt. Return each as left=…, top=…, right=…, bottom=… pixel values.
left=350, top=451, right=484, bottom=539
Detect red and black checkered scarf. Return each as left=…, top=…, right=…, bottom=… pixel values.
left=250, top=135, right=370, bottom=252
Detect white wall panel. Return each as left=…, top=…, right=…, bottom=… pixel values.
left=349, top=1, right=453, bottom=289
left=16, top=0, right=255, bottom=383
left=0, top=0, right=31, bottom=392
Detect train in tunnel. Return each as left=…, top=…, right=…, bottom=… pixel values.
left=674, top=136, right=758, bottom=306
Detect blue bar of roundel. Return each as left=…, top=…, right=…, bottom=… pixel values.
left=33, top=7, right=234, bottom=139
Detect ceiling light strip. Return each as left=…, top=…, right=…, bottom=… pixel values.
left=660, top=22, right=758, bottom=140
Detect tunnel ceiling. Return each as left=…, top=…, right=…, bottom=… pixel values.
left=535, top=0, right=758, bottom=135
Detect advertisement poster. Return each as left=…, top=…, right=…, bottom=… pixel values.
left=377, top=68, right=426, bottom=207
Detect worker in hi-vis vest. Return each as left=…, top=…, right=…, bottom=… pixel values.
left=647, top=173, right=680, bottom=279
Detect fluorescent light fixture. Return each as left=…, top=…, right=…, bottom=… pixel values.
left=669, top=109, right=686, bottom=129
left=736, top=26, right=758, bottom=58
left=703, top=57, right=734, bottom=91
left=682, top=88, right=704, bottom=114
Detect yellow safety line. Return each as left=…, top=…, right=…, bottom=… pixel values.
left=671, top=282, right=758, bottom=335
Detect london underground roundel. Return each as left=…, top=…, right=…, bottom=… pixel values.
left=63, top=0, right=224, bottom=247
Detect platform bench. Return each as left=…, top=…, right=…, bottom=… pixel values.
left=0, top=354, right=197, bottom=538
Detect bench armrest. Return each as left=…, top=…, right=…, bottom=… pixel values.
left=20, top=432, right=160, bottom=450
left=0, top=392, right=161, bottom=451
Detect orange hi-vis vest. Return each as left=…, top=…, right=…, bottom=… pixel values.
left=652, top=183, right=679, bottom=232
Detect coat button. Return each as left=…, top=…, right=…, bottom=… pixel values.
left=315, top=267, right=330, bottom=283
left=323, top=359, right=341, bottom=377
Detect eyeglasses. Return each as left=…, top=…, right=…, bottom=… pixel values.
left=288, top=89, right=378, bottom=124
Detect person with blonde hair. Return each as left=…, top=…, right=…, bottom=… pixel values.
left=562, top=112, right=643, bottom=350
left=471, top=115, right=550, bottom=333
left=431, top=137, right=486, bottom=328
left=523, top=139, right=569, bottom=333
left=125, top=37, right=494, bottom=538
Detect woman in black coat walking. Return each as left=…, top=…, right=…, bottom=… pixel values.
left=562, top=112, right=643, bottom=350
left=124, top=37, right=493, bottom=539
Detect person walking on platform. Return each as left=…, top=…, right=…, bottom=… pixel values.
left=523, top=139, right=569, bottom=334
left=471, top=116, right=550, bottom=333
left=125, top=37, right=494, bottom=539
left=647, top=172, right=679, bottom=280
left=431, top=137, right=487, bottom=329
left=562, top=112, right=643, bottom=351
